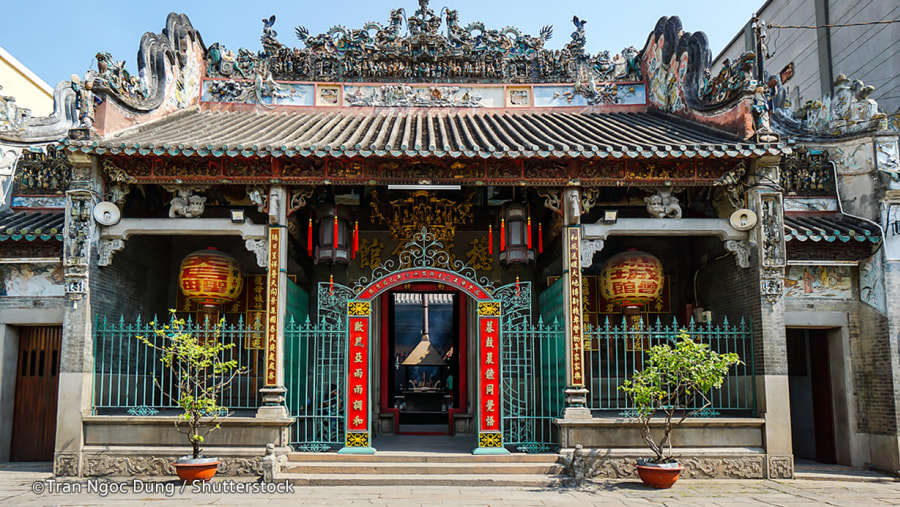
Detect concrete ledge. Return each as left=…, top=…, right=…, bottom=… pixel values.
left=582, top=218, right=747, bottom=241
left=100, top=218, right=267, bottom=240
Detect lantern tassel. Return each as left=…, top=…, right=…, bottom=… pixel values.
left=500, top=217, right=506, bottom=252
left=515, top=273, right=520, bottom=297
left=527, top=215, right=532, bottom=249
left=352, top=220, right=359, bottom=259
left=333, top=216, right=339, bottom=253
left=307, top=217, right=313, bottom=256
left=329, top=272, right=334, bottom=295
left=538, top=223, right=544, bottom=253
left=488, top=224, right=493, bottom=255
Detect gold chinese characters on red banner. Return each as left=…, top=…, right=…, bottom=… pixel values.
left=479, top=314, right=500, bottom=432
left=265, top=228, right=281, bottom=386
left=347, top=315, right=370, bottom=432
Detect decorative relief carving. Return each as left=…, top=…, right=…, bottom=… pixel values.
left=725, top=240, right=751, bottom=269
left=644, top=188, right=682, bottom=218
left=759, top=193, right=785, bottom=268
left=245, top=239, right=268, bottom=268
left=586, top=456, right=766, bottom=479
left=163, top=186, right=208, bottom=218
left=97, top=239, right=125, bottom=267
left=64, top=191, right=96, bottom=301
left=580, top=239, right=604, bottom=268
left=80, top=454, right=263, bottom=477
left=54, top=454, right=80, bottom=477
left=767, top=454, right=794, bottom=479
left=761, top=266, right=785, bottom=304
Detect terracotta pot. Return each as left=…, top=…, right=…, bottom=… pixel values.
left=636, top=464, right=683, bottom=489
left=173, top=458, right=220, bottom=482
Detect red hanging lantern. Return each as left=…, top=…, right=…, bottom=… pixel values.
left=500, top=217, right=506, bottom=252
left=599, top=250, right=664, bottom=307
left=488, top=224, right=493, bottom=255
left=307, top=217, right=313, bottom=256
left=178, top=248, right=244, bottom=306
left=333, top=216, right=339, bottom=256
left=538, top=223, right=544, bottom=253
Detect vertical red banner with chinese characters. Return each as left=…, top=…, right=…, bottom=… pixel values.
left=480, top=316, right=500, bottom=432
left=476, top=301, right=503, bottom=450
left=344, top=301, right=372, bottom=449
left=264, top=227, right=280, bottom=386
left=567, top=227, right=585, bottom=387
left=347, top=316, right=369, bottom=432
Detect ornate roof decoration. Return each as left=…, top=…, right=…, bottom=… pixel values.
left=85, top=13, right=204, bottom=112
left=205, top=1, right=642, bottom=86
left=769, top=73, right=891, bottom=139
left=0, top=81, right=82, bottom=143
left=0, top=208, right=65, bottom=242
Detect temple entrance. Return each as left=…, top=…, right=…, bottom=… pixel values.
left=383, top=287, right=465, bottom=435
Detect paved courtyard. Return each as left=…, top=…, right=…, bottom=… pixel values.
left=0, top=463, right=898, bottom=506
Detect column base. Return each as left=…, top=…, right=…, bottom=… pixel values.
left=338, top=446, right=377, bottom=454
left=257, top=385, right=288, bottom=418
left=472, top=447, right=510, bottom=455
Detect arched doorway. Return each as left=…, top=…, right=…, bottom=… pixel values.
left=339, top=229, right=505, bottom=454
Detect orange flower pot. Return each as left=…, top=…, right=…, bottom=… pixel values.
left=636, top=464, right=683, bottom=489
left=173, top=459, right=220, bottom=482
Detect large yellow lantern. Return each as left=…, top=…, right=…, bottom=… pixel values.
left=599, top=250, right=664, bottom=307
left=178, top=248, right=244, bottom=306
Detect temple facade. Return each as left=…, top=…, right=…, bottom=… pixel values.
left=1, top=2, right=898, bottom=479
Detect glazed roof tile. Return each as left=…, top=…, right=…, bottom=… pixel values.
left=67, top=109, right=787, bottom=159
left=0, top=208, right=65, bottom=242
left=784, top=214, right=882, bottom=244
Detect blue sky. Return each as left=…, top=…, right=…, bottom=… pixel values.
left=3, top=0, right=764, bottom=87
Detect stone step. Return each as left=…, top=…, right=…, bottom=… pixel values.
left=286, top=452, right=561, bottom=464
left=279, top=473, right=569, bottom=487
left=282, top=461, right=565, bottom=475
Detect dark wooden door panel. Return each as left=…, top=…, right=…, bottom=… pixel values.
left=10, top=326, right=61, bottom=462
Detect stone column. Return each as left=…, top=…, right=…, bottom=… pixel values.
left=748, top=156, right=794, bottom=478
left=878, top=189, right=900, bottom=471
left=54, top=152, right=99, bottom=477
left=257, top=185, right=289, bottom=418
left=561, top=187, right=590, bottom=419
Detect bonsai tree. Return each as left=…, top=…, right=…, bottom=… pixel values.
left=619, top=330, right=740, bottom=463
left=138, top=310, right=246, bottom=460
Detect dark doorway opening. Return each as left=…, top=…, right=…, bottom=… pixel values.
left=786, top=328, right=836, bottom=464
left=387, top=290, right=461, bottom=434
left=10, top=326, right=61, bottom=461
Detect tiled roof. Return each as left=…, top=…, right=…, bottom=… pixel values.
left=0, top=208, right=65, bottom=242
left=67, top=109, right=787, bottom=159
left=784, top=214, right=882, bottom=244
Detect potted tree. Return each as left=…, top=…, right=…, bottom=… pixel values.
left=138, top=310, right=246, bottom=482
left=619, top=330, right=740, bottom=488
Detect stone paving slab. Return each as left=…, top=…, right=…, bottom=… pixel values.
left=1, top=467, right=899, bottom=506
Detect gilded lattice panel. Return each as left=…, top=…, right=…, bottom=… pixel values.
left=345, top=432, right=369, bottom=447
left=478, top=432, right=503, bottom=448
left=478, top=301, right=501, bottom=316
left=347, top=301, right=370, bottom=316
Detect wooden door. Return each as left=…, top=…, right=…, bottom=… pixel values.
left=10, top=326, right=61, bottom=461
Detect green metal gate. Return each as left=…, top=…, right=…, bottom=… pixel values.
left=284, top=283, right=351, bottom=451
left=499, top=282, right=566, bottom=453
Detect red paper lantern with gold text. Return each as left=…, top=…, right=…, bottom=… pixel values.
left=598, top=250, right=664, bottom=307
left=178, top=248, right=244, bottom=306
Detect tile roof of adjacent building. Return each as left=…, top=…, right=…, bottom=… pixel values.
left=67, top=108, right=788, bottom=160
left=784, top=214, right=882, bottom=244
left=0, top=208, right=65, bottom=242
